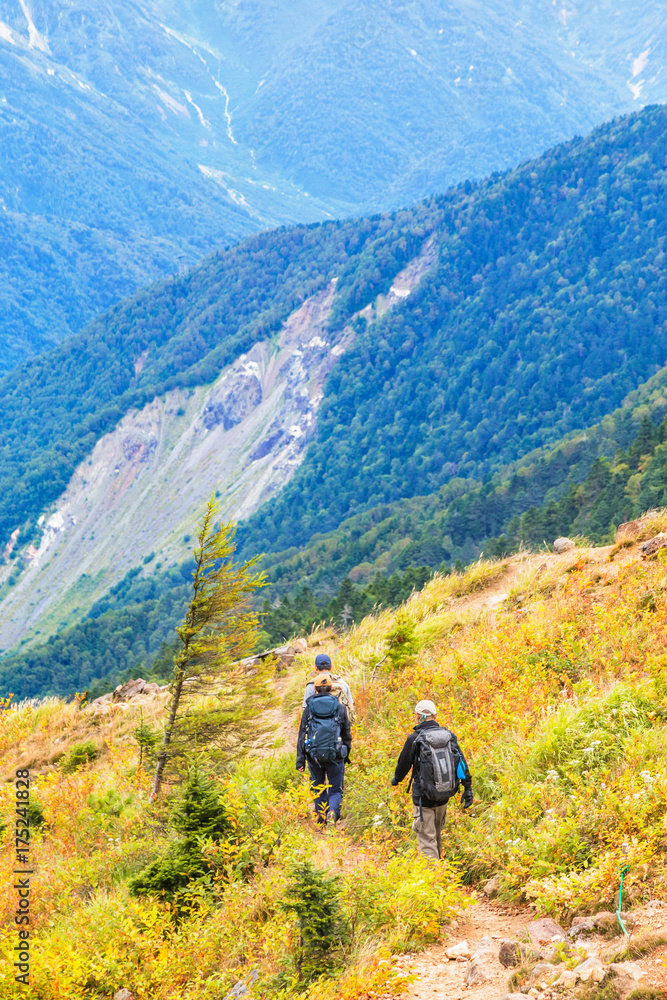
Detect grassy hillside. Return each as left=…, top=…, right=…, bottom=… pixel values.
left=2, top=514, right=667, bottom=998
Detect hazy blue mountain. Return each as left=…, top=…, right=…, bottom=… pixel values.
left=0, top=0, right=342, bottom=369
left=237, top=0, right=667, bottom=206
left=1, top=0, right=666, bottom=368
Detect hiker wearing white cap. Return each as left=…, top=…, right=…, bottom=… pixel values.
left=391, top=699, right=473, bottom=859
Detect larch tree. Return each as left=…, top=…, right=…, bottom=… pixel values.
left=150, top=496, right=266, bottom=801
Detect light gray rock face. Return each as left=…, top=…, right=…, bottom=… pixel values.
left=113, top=990, right=135, bottom=1000
left=203, top=365, right=263, bottom=431
left=573, top=956, right=606, bottom=982
left=553, top=536, right=575, bottom=553
left=527, top=917, right=565, bottom=945
left=465, top=958, right=491, bottom=987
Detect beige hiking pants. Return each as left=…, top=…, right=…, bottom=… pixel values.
left=412, top=803, right=448, bottom=859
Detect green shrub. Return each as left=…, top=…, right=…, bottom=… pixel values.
left=280, top=861, right=348, bottom=981
left=129, top=769, right=233, bottom=901
left=27, top=799, right=46, bottom=828
left=87, top=789, right=129, bottom=817
left=384, top=610, right=419, bottom=670
left=132, top=712, right=160, bottom=769
left=61, top=741, right=98, bottom=773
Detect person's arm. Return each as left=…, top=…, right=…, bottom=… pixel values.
left=296, top=707, right=309, bottom=770
left=339, top=705, right=352, bottom=757
left=452, top=736, right=473, bottom=807
left=342, top=679, right=354, bottom=709
left=391, top=733, right=415, bottom=785
left=302, top=682, right=315, bottom=709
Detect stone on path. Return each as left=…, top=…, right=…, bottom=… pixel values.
left=498, top=995, right=526, bottom=1000
left=553, top=537, right=575, bottom=553
left=530, top=962, right=561, bottom=986
left=609, top=962, right=644, bottom=982
left=498, top=939, right=522, bottom=968
left=113, top=991, right=135, bottom=1000
left=527, top=917, right=565, bottom=945
left=446, top=939, right=470, bottom=960
left=484, top=874, right=501, bottom=896
left=472, top=936, right=495, bottom=960
left=569, top=916, right=596, bottom=937
left=466, top=958, right=492, bottom=987
left=556, top=970, right=578, bottom=988
left=573, top=956, right=606, bottom=982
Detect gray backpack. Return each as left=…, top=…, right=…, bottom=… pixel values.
left=413, top=728, right=463, bottom=802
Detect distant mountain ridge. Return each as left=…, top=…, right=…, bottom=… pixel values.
left=1, top=0, right=667, bottom=367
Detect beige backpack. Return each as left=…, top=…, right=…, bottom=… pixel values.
left=329, top=674, right=355, bottom=723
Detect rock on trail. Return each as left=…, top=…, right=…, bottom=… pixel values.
left=402, top=897, right=667, bottom=1000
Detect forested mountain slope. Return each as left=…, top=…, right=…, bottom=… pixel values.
left=237, top=105, right=667, bottom=555
left=4, top=360, right=667, bottom=700
left=2, top=0, right=667, bottom=366
left=3, top=105, right=667, bottom=685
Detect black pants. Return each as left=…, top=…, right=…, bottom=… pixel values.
left=307, top=759, right=345, bottom=823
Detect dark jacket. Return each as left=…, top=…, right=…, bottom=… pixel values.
left=296, top=692, right=352, bottom=769
left=392, top=720, right=472, bottom=807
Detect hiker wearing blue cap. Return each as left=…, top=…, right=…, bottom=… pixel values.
left=302, top=653, right=355, bottom=720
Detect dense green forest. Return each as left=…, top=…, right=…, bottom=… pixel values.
left=4, top=371, right=667, bottom=700
left=260, top=370, right=667, bottom=595
left=5, top=105, right=667, bottom=566
left=237, top=106, right=667, bottom=556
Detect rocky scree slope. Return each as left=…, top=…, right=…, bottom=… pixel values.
left=0, top=246, right=436, bottom=666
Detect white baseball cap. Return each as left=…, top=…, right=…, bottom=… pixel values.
left=415, top=699, right=437, bottom=717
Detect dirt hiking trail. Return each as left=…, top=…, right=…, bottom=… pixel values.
left=397, top=896, right=667, bottom=1000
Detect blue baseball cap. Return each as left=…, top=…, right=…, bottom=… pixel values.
left=314, top=653, right=332, bottom=670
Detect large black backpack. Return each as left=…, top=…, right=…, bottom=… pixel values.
left=305, top=695, right=346, bottom=766
left=413, top=727, right=464, bottom=803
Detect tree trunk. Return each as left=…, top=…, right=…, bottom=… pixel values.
left=149, top=671, right=185, bottom=802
